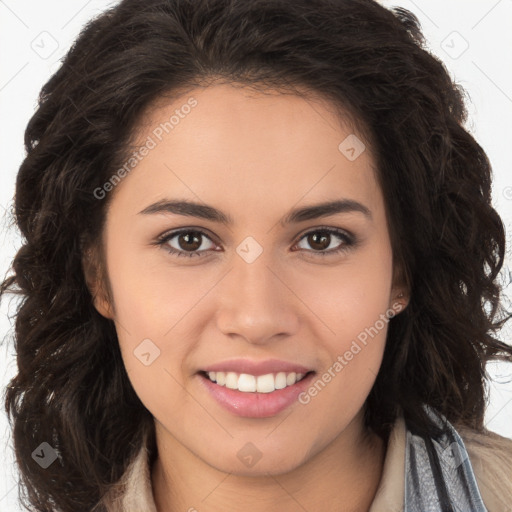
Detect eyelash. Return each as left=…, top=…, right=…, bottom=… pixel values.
left=154, top=227, right=357, bottom=259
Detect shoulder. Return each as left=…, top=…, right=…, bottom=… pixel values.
left=456, top=424, right=512, bottom=512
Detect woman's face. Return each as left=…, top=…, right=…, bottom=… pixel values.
left=91, top=83, right=406, bottom=475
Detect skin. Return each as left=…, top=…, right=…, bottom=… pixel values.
left=88, top=83, right=409, bottom=511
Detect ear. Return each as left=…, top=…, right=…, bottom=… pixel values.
left=82, top=246, right=114, bottom=319
left=389, top=261, right=410, bottom=314
left=389, top=286, right=409, bottom=315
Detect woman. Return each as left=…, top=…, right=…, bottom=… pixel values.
left=2, top=0, right=512, bottom=510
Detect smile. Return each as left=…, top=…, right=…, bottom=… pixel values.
left=204, top=371, right=308, bottom=393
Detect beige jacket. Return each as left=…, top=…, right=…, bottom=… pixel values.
left=100, top=415, right=512, bottom=511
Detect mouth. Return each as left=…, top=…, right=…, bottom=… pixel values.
left=199, top=370, right=313, bottom=393
left=197, top=369, right=317, bottom=418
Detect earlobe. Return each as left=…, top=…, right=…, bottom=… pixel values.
left=390, top=290, right=409, bottom=314
left=91, top=288, right=114, bottom=319
left=390, top=262, right=410, bottom=313
left=82, top=247, right=114, bottom=319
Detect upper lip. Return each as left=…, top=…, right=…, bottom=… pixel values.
left=201, top=358, right=313, bottom=376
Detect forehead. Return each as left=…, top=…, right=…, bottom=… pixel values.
left=113, top=83, right=384, bottom=223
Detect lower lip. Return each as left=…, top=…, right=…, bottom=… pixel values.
left=198, top=372, right=316, bottom=418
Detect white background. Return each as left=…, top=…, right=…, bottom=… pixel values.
left=1, top=1, right=511, bottom=510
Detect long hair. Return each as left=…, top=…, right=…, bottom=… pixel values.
left=1, top=0, right=511, bottom=510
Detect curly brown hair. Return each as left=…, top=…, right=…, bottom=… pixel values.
left=2, top=0, right=511, bottom=510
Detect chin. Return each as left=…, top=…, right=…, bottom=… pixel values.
left=204, top=450, right=307, bottom=477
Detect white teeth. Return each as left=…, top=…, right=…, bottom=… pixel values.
left=275, top=372, right=287, bottom=389
left=256, top=373, right=275, bottom=393
left=238, top=374, right=257, bottom=392
left=225, top=372, right=238, bottom=389
left=205, top=370, right=308, bottom=393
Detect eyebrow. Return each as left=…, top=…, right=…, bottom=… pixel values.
left=138, top=198, right=372, bottom=225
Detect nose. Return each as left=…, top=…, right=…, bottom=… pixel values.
left=215, top=248, right=300, bottom=346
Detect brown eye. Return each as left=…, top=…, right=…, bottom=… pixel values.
left=176, top=232, right=203, bottom=252
left=158, top=229, right=217, bottom=258
left=295, top=228, right=354, bottom=256
left=306, top=232, right=331, bottom=251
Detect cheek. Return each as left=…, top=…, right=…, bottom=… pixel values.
left=296, top=294, right=390, bottom=447
left=293, top=244, right=393, bottom=401
left=109, top=263, right=195, bottom=422
left=105, top=231, right=206, bottom=335
left=104, top=239, right=199, bottom=402
left=293, top=245, right=393, bottom=345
